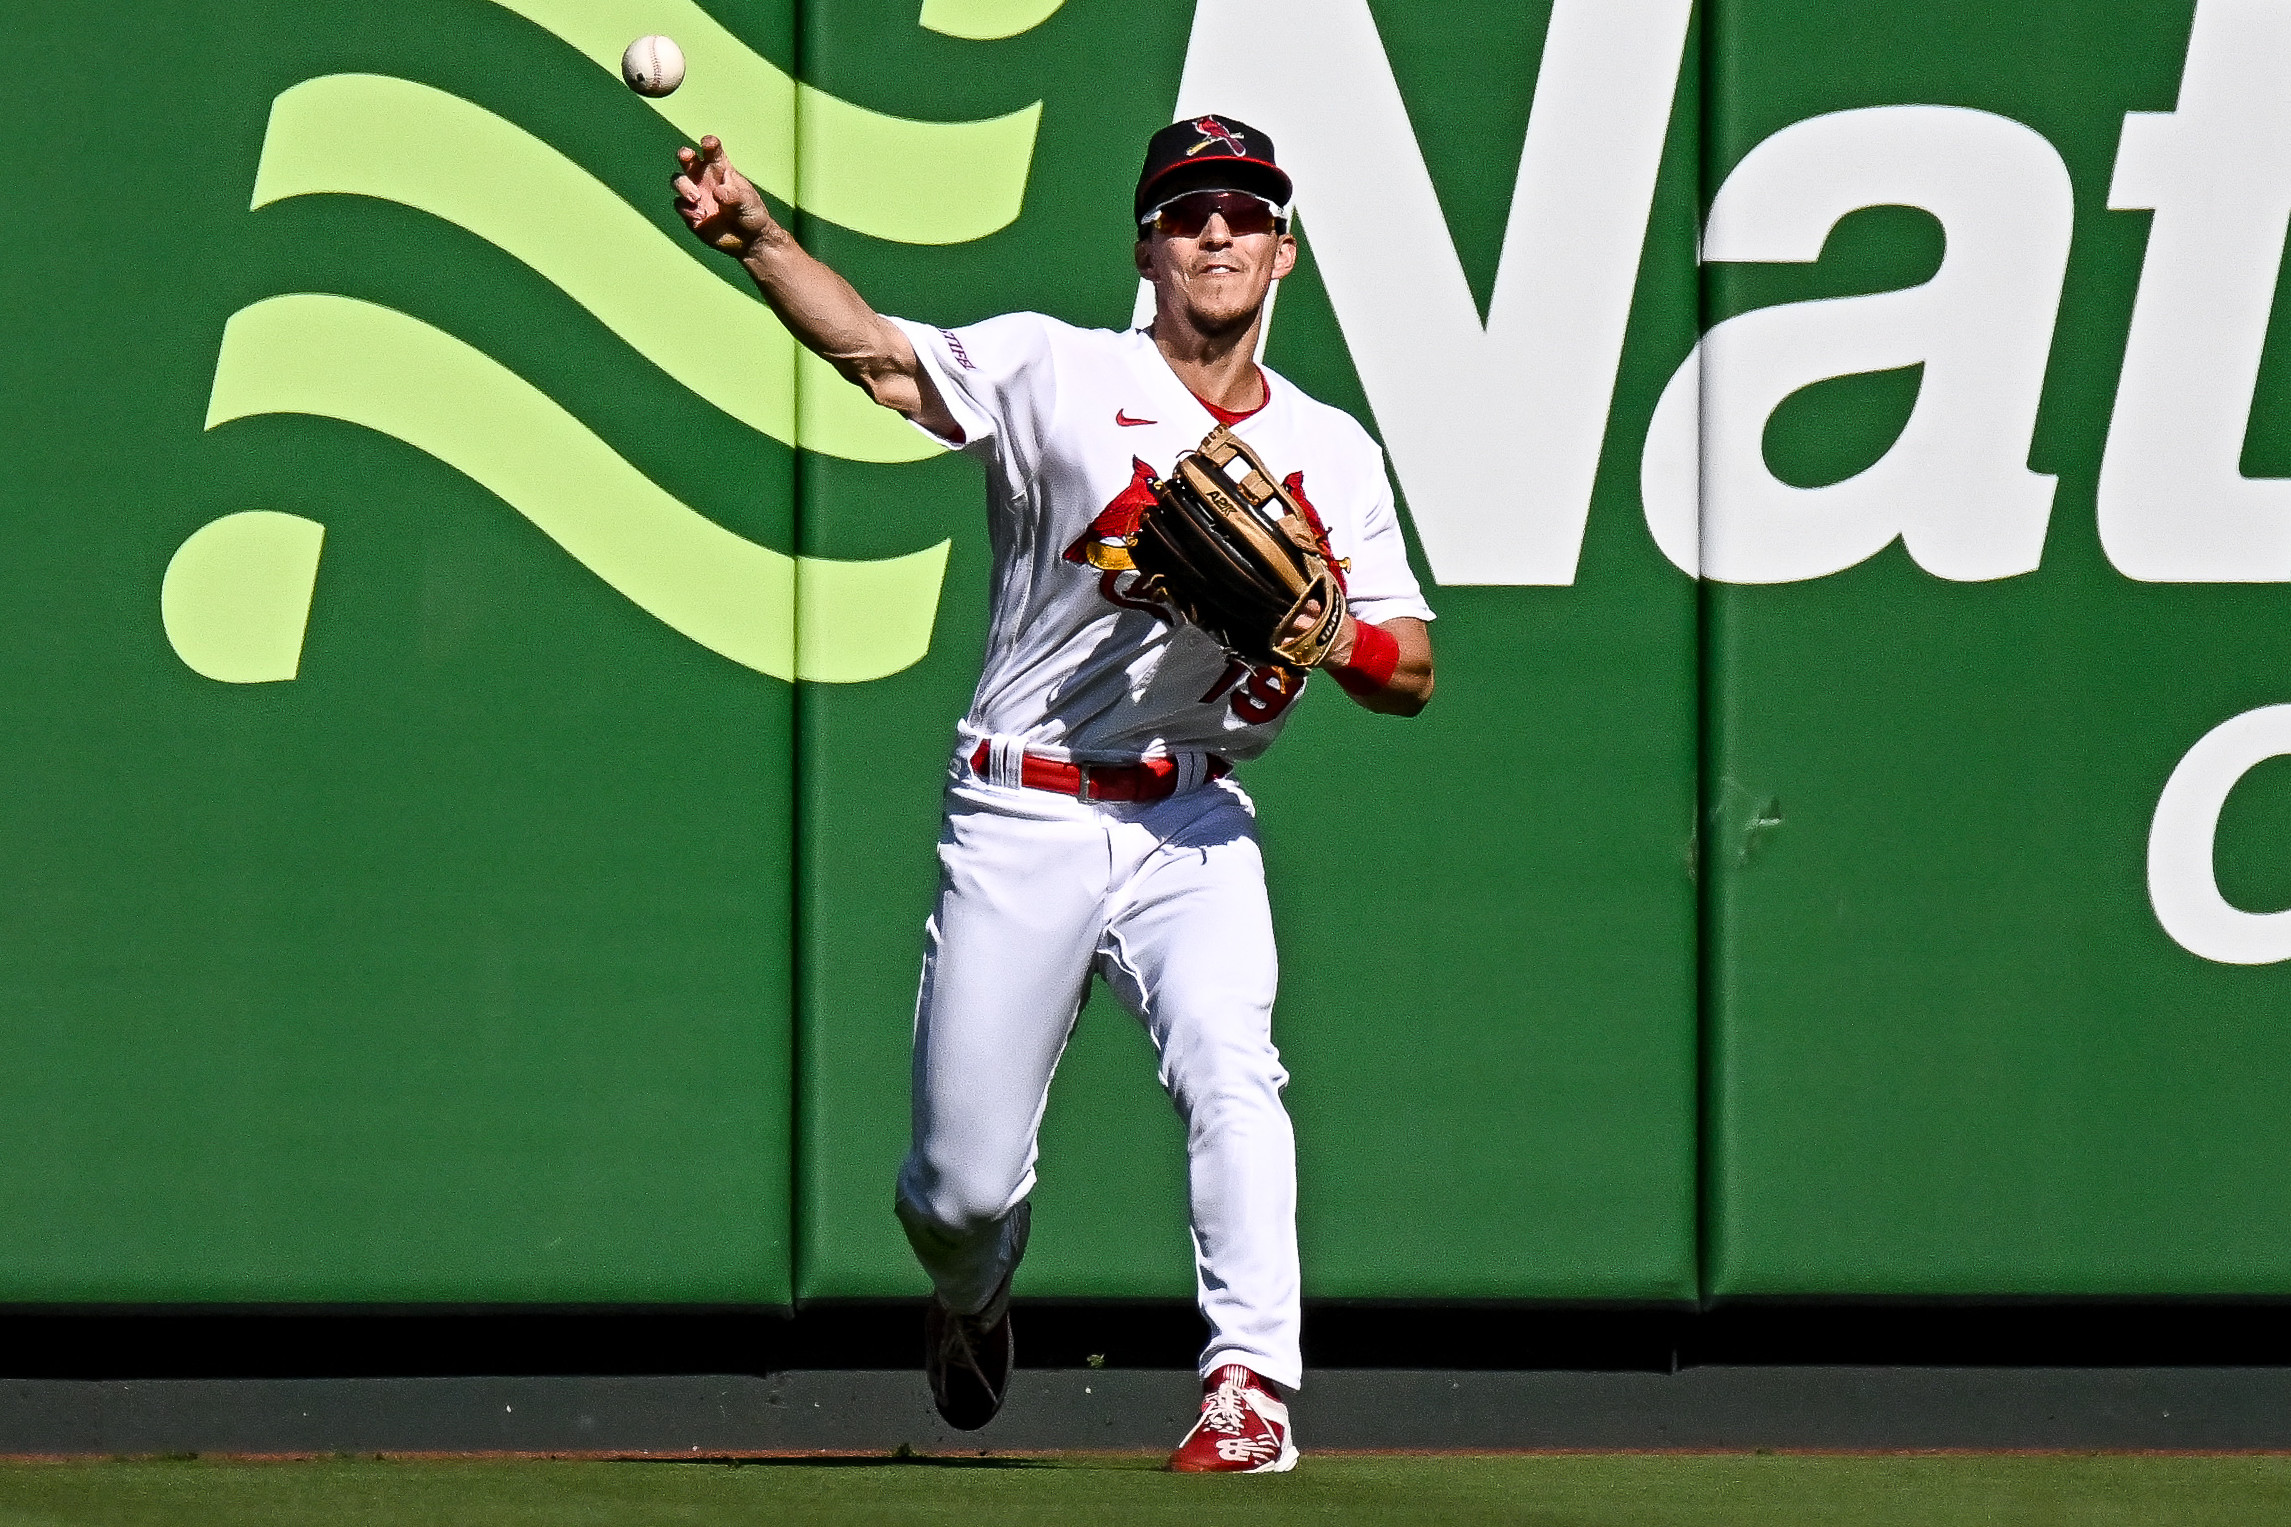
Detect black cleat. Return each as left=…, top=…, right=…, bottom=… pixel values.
left=924, top=1203, right=1028, bottom=1431
left=926, top=1277, right=1014, bottom=1431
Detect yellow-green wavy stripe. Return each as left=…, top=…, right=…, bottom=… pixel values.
left=205, top=295, right=949, bottom=684
left=252, top=76, right=932, bottom=466
left=920, top=0, right=1067, bottom=41
left=486, top=0, right=1040, bottom=244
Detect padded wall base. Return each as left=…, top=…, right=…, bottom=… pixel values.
left=7, top=1368, right=2291, bottom=1454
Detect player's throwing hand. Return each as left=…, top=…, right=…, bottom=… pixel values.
left=673, top=136, right=776, bottom=256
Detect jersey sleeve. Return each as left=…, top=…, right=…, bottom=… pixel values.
left=1342, top=441, right=1437, bottom=628
left=884, top=312, right=1059, bottom=463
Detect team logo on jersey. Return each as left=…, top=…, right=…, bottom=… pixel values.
left=1064, top=459, right=1176, bottom=618
left=1188, top=116, right=1249, bottom=157
left=1065, top=458, right=1156, bottom=573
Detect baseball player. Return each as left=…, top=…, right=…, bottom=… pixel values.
left=675, top=114, right=1435, bottom=1472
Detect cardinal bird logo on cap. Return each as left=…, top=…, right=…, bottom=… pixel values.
left=1187, top=116, right=1248, bottom=157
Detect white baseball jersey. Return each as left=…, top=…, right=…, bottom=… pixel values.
left=888, top=314, right=1435, bottom=764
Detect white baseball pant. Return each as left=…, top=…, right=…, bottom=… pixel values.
left=894, top=748, right=1302, bottom=1391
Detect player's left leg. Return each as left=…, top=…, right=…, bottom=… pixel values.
left=1095, top=779, right=1300, bottom=1472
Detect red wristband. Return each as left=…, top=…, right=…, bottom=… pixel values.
left=1330, top=620, right=1400, bottom=697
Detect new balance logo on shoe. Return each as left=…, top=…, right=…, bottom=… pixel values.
left=1167, top=1364, right=1297, bottom=1473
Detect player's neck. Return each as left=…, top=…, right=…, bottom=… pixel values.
left=1149, top=312, right=1267, bottom=415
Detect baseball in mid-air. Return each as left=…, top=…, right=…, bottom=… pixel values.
left=621, top=35, right=686, bottom=97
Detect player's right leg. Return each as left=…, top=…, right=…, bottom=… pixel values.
left=895, top=775, right=1107, bottom=1428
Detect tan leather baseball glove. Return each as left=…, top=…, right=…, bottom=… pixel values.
left=1129, top=426, right=1350, bottom=670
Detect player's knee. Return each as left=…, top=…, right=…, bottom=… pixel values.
left=1160, top=1031, right=1289, bottom=1120
left=897, top=1151, right=1024, bottom=1235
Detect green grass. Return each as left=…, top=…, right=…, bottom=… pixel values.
left=0, top=1453, right=2284, bottom=1526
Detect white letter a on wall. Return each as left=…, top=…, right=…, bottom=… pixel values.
left=1641, top=106, right=2073, bottom=584
left=1172, top=0, right=1693, bottom=586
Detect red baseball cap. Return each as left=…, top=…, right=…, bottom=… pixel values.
left=1134, top=115, right=1293, bottom=226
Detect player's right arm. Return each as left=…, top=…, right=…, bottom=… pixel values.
left=672, top=137, right=962, bottom=443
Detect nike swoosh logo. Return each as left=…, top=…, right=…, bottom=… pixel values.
left=1116, top=410, right=1157, bottom=427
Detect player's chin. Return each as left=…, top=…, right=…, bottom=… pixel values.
left=1182, top=290, right=1267, bottom=338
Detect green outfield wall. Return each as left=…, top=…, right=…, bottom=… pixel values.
left=0, top=0, right=801, bottom=1302
left=1699, top=0, right=2291, bottom=1296
left=2, top=0, right=2287, bottom=1308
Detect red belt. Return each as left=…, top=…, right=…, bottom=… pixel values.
left=968, top=742, right=1229, bottom=803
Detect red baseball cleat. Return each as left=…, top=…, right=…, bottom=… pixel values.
left=1167, top=1364, right=1298, bottom=1473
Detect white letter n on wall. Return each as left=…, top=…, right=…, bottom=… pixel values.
left=1171, top=0, right=1694, bottom=586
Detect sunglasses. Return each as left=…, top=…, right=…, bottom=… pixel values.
left=1140, top=190, right=1288, bottom=239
